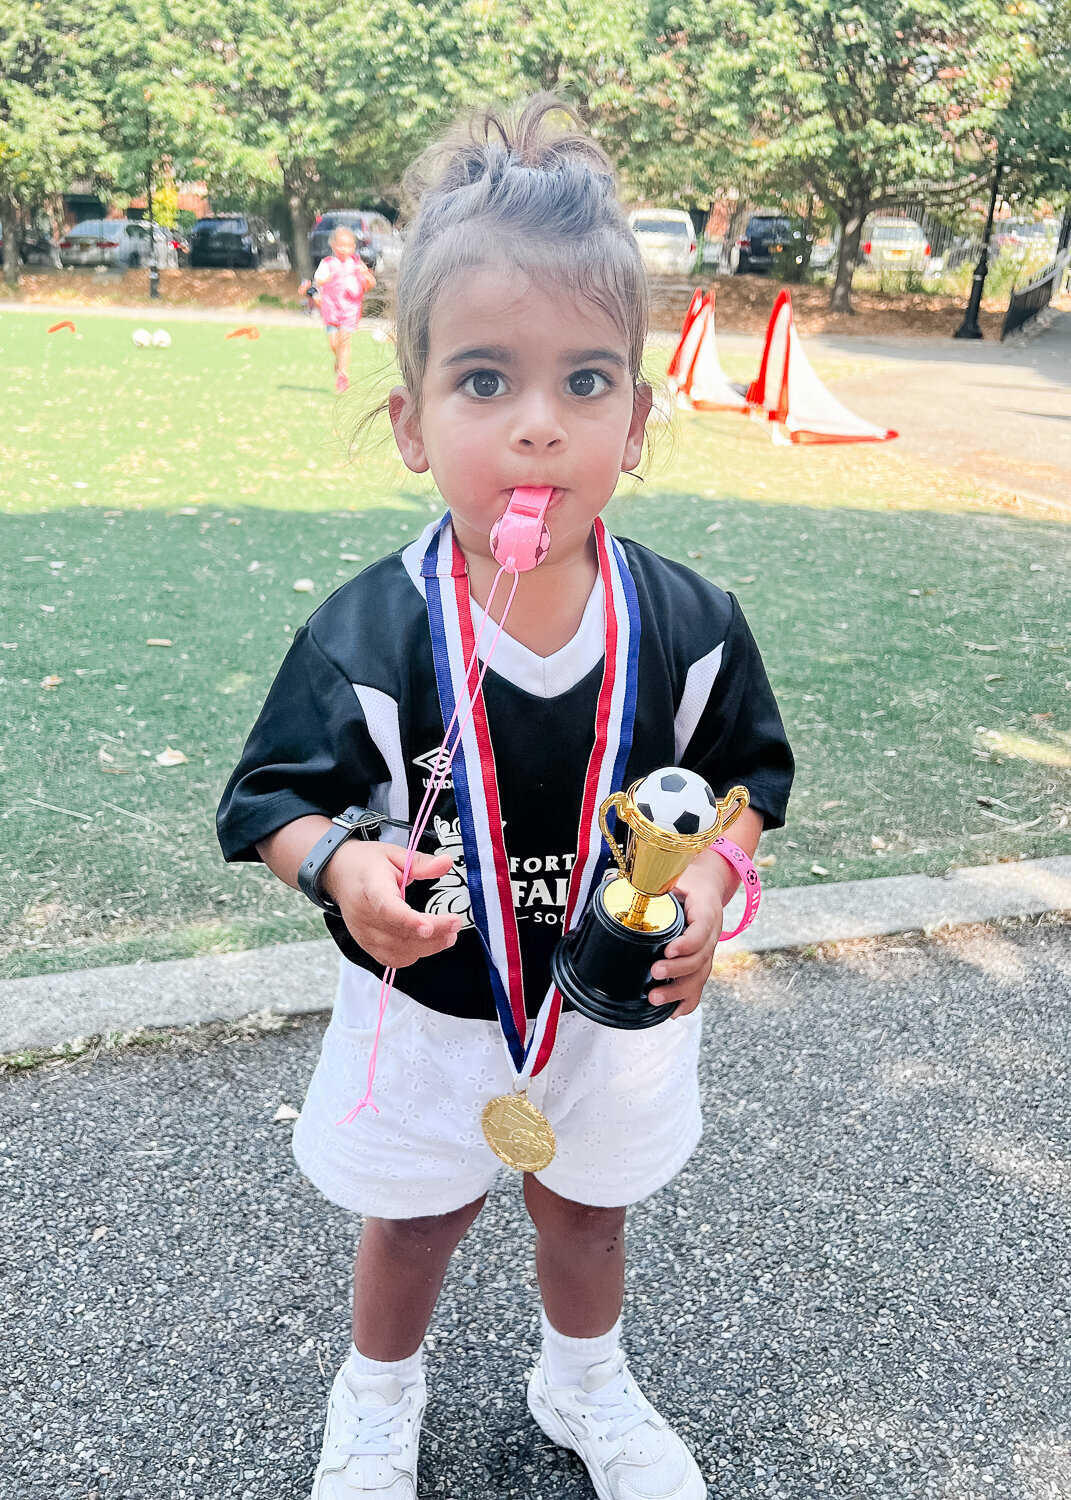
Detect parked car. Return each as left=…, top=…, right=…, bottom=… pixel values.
left=0, top=223, right=61, bottom=265
left=725, top=214, right=811, bottom=275
left=860, top=217, right=930, bottom=272
left=992, top=219, right=1060, bottom=263
left=308, top=210, right=400, bottom=272
left=188, top=216, right=289, bottom=269
left=809, top=236, right=838, bottom=272
left=58, top=219, right=179, bottom=270
left=628, top=209, right=697, bottom=276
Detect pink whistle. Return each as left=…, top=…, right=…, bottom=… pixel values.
left=489, top=486, right=553, bottom=573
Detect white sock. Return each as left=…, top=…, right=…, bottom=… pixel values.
left=540, top=1311, right=623, bottom=1388
left=345, top=1341, right=423, bottom=1388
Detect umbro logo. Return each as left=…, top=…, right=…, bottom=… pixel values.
left=413, top=746, right=453, bottom=787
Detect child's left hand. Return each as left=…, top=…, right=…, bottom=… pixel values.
left=647, top=851, right=725, bottom=1018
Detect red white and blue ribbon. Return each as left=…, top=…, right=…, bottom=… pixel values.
left=423, top=514, right=640, bottom=1086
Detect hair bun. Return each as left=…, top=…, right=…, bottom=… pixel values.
left=404, top=94, right=614, bottom=208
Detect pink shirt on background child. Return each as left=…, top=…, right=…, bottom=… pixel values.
left=315, top=255, right=370, bottom=331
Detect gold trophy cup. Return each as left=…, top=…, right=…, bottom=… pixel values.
left=551, top=769, right=748, bottom=1028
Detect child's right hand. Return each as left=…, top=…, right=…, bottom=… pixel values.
left=320, top=840, right=464, bottom=967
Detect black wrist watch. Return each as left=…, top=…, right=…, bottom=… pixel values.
left=297, top=806, right=411, bottom=913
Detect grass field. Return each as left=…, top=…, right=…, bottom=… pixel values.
left=2, top=309, right=1069, bottom=980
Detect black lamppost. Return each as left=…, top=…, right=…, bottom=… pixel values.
left=954, top=154, right=1004, bottom=340
left=146, top=168, right=160, bottom=299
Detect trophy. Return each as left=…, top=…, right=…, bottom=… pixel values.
left=551, top=768, right=749, bottom=1029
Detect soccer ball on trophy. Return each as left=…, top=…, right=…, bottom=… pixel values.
left=551, top=767, right=749, bottom=1031
left=633, top=766, right=722, bottom=838
left=131, top=328, right=151, bottom=348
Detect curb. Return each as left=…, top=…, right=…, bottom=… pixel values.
left=1, top=855, right=1069, bottom=1055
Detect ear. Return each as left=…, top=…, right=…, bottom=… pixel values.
left=622, top=382, right=653, bottom=474
left=388, top=385, right=429, bottom=473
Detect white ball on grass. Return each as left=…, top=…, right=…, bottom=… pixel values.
left=131, top=328, right=151, bottom=348
left=151, top=329, right=171, bottom=348
left=634, top=767, right=721, bottom=838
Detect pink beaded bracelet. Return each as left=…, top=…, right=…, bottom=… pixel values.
left=710, top=836, right=762, bottom=940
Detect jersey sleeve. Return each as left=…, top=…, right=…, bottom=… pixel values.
left=216, top=622, right=390, bottom=863
left=680, top=595, right=794, bottom=830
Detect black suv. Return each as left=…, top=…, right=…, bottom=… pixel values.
left=188, top=216, right=287, bottom=269
left=726, top=214, right=811, bottom=275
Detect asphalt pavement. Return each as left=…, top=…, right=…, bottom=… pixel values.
left=718, top=313, right=1071, bottom=512
left=3, top=917, right=1070, bottom=1500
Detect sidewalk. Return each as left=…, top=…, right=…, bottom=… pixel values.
left=4, top=918, right=1070, bottom=1498
left=3, top=854, right=1069, bottom=1054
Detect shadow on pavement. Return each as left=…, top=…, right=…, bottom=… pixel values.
left=3, top=919, right=1070, bottom=1498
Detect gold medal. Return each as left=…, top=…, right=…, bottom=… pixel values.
left=481, top=1092, right=556, bottom=1171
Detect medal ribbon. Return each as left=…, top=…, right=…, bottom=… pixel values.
left=423, top=514, right=640, bottom=1085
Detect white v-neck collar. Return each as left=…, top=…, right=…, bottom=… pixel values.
left=402, top=521, right=606, bottom=699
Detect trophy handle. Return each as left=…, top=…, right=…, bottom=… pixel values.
left=716, top=785, right=750, bottom=835
left=599, top=792, right=631, bottom=876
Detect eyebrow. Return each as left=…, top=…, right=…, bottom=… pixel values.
left=440, top=345, right=627, bottom=369
left=441, top=345, right=512, bottom=368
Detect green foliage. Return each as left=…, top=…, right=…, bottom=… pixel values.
left=0, top=2, right=108, bottom=277
left=650, top=0, right=1055, bottom=309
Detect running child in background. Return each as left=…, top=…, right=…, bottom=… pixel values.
left=218, top=95, right=793, bottom=1500
left=305, top=224, right=375, bottom=393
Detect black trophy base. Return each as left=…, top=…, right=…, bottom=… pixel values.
left=551, top=881, right=686, bottom=1030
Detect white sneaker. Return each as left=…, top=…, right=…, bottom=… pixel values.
left=527, top=1351, right=707, bottom=1500
left=310, top=1364, right=425, bottom=1499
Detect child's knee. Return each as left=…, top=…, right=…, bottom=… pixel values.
left=529, top=1186, right=627, bottom=1245
left=379, top=1195, right=485, bottom=1250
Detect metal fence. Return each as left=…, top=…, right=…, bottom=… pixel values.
left=1001, top=251, right=1070, bottom=339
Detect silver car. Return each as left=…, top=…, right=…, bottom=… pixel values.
left=59, top=220, right=180, bottom=269
left=861, top=218, right=930, bottom=272
left=628, top=209, right=698, bottom=276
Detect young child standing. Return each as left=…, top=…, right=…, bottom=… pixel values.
left=218, top=96, right=793, bottom=1500
left=306, top=224, right=376, bottom=393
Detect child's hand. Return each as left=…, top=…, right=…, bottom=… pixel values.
left=647, top=852, right=725, bottom=1018
left=321, top=840, right=464, bottom=968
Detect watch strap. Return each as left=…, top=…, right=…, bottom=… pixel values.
left=297, top=806, right=384, bottom=913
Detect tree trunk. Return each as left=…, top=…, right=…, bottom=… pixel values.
left=285, top=172, right=313, bottom=281
left=1, top=196, right=22, bottom=284
left=830, top=202, right=868, bottom=313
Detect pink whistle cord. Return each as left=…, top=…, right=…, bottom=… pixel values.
left=338, top=559, right=522, bottom=1123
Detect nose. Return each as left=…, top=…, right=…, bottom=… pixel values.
left=509, top=389, right=567, bottom=454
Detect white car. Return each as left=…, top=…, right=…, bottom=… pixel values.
left=59, top=220, right=180, bottom=270
left=628, top=209, right=698, bottom=276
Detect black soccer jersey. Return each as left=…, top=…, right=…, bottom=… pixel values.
left=217, top=526, right=793, bottom=1021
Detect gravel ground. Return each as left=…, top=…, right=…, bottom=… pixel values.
left=3, top=919, right=1070, bottom=1500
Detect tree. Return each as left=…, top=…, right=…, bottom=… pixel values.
left=80, top=0, right=273, bottom=231
left=0, top=3, right=105, bottom=283
left=995, top=0, right=1071, bottom=206
left=654, top=0, right=1041, bottom=311
left=208, top=0, right=484, bottom=278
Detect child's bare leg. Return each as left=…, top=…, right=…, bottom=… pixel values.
left=352, top=1195, right=485, bottom=1359
left=327, top=327, right=340, bottom=369
left=336, top=332, right=352, bottom=377
left=524, top=1174, right=625, bottom=1336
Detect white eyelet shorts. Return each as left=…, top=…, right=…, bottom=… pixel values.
left=292, top=959, right=704, bottom=1219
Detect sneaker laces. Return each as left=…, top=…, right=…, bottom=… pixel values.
left=338, top=1390, right=410, bottom=1459
left=581, top=1368, right=652, bottom=1442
